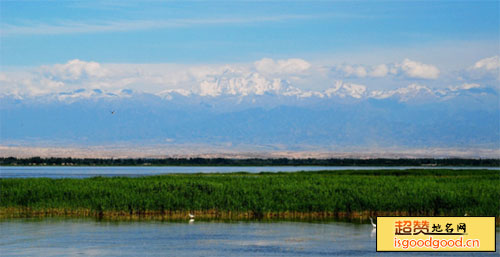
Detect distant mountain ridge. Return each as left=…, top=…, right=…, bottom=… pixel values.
left=2, top=78, right=497, bottom=103
left=1, top=85, right=498, bottom=152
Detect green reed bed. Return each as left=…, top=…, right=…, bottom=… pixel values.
left=1, top=169, right=499, bottom=219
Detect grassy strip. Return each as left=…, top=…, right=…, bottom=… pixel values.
left=1, top=170, right=499, bottom=220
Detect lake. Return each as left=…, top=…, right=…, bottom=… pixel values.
left=1, top=166, right=498, bottom=178
left=2, top=168, right=499, bottom=256
left=1, top=218, right=498, bottom=257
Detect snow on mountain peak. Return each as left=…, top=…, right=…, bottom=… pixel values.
left=199, top=72, right=287, bottom=96
left=157, top=88, right=192, bottom=99
left=324, top=81, right=367, bottom=99
left=370, top=84, right=435, bottom=101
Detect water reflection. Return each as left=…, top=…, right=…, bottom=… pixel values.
left=1, top=218, right=498, bottom=257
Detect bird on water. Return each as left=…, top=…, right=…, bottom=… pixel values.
left=369, top=217, right=377, bottom=229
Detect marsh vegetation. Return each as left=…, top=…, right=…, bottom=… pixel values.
left=1, top=169, right=498, bottom=221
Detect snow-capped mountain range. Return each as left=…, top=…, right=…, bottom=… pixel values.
left=2, top=78, right=496, bottom=105
left=1, top=57, right=498, bottom=153
left=1, top=81, right=498, bottom=151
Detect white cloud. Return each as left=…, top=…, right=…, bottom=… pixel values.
left=466, top=56, right=499, bottom=81
left=0, top=15, right=313, bottom=36
left=339, top=65, right=367, bottom=78
left=396, top=59, right=440, bottom=79
left=42, top=59, right=107, bottom=81
left=254, top=58, right=311, bottom=74
left=334, top=59, right=439, bottom=79
left=472, top=56, right=499, bottom=71
left=1, top=58, right=495, bottom=103
left=369, top=64, right=389, bottom=77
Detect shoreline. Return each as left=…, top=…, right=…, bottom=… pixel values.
left=2, top=157, right=499, bottom=167
left=3, top=208, right=498, bottom=224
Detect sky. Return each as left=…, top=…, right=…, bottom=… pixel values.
left=0, top=1, right=499, bottom=157
left=1, top=1, right=498, bottom=65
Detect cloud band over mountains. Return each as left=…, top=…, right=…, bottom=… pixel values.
left=1, top=57, right=498, bottom=154
left=1, top=56, right=498, bottom=102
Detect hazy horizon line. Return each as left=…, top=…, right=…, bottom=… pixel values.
left=1, top=145, right=498, bottom=159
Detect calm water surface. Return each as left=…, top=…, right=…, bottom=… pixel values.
left=0, top=219, right=498, bottom=257
left=1, top=166, right=498, bottom=178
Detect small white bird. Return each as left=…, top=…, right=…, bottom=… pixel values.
left=188, top=213, right=195, bottom=219
left=369, top=217, right=377, bottom=229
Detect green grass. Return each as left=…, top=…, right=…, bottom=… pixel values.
left=1, top=169, right=499, bottom=217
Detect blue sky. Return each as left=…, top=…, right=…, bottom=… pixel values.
left=1, top=1, right=498, bottom=66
